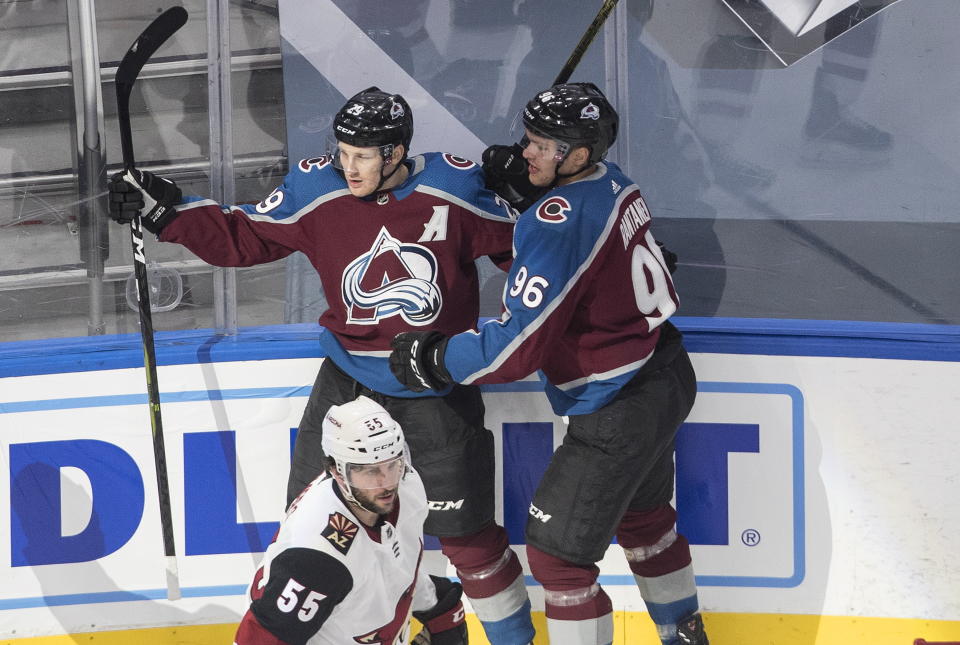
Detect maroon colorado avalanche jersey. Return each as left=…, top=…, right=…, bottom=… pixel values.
left=161, top=152, right=516, bottom=397
left=444, top=162, right=679, bottom=416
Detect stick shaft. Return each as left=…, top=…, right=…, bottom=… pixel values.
left=114, top=6, right=187, bottom=601
left=553, top=0, right=621, bottom=85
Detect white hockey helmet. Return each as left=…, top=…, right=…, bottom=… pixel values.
left=321, top=395, right=406, bottom=487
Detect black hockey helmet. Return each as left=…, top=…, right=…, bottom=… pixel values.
left=522, top=82, right=619, bottom=164
left=333, top=86, right=414, bottom=161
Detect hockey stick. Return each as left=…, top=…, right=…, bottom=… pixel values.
left=553, top=0, right=621, bottom=85
left=115, top=5, right=188, bottom=602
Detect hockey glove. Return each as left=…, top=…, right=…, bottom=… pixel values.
left=656, top=239, right=679, bottom=274
left=482, top=143, right=546, bottom=211
left=108, top=169, right=182, bottom=235
left=389, top=331, right=452, bottom=393
left=412, top=576, right=467, bottom=645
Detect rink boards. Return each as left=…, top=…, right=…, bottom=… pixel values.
left=0, top=320, right=958, bottom=644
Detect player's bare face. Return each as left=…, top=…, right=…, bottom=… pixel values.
left=352, top=485, right=399, bottom=516
left=338, top=142, right=393, bottom=197
left=346, top=457, right=405, bottom=516
left=521, top=130, right=562, bottom=187
left=522, top=129, right=592, bottom=187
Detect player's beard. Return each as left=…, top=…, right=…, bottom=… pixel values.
left=353, top=486, right=399, bottom=516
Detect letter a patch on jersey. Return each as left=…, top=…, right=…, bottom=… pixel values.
left=322, top=512, right=359, bottom=555
left=418, top=205, right=449, bottom=242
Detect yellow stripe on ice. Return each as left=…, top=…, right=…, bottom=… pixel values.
left=1, top=612, right=958, bottom=644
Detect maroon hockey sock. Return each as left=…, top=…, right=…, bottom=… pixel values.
left=439, top=523, right=521, bottom=599
left=527, top=545, right=613, bottom=621
left=616, top=506, right=693, bottom=577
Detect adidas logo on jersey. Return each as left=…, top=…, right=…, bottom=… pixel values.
left=611, top=180, right=621, bottom=193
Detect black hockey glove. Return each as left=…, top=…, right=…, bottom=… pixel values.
left=412, top=576, right=467, bottom=645
left=656, top=239, right=679, bottom=274
left=482, top=143, right=546, bottom=211
left=108, top=169, right=182, bottom=235
left=389, top=331, right=452, bottom=393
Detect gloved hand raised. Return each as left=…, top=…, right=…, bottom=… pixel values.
left=389, top=331, right=452, bottom=393
left=108, top=169, right=182, bottom=235
left=481, top=143, right=546, bottom=212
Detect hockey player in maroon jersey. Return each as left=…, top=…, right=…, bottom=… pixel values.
left=108, top=87, right=535, bottom=644
left=233, top=396, right=467, bottom=645
left=390, top=83, right=709, bottom=645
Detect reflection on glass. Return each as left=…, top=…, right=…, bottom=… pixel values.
left=625, top=0, right=726, bottom=316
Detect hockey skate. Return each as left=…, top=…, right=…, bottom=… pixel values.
left=676, top=612, right=709, bottom=645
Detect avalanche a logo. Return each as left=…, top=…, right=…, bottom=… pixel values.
left=580, top=102, right=600, bottom=120
left=342, top=227, right=442, bottom=326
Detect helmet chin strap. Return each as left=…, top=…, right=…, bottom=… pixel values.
left=373, top=157, right=404, bottom=194
left=548, top=154, right=591, bottom=188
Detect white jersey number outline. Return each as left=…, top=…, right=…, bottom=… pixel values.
left=255, top=187, right=284, bottom=214
left=508, top=266, right=550, bottom=308
left=277, top=578, right=327, bottom=622
left=631, top=231, right=677, bottom=331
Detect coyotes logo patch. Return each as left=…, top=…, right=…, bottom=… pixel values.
left=322, top=512, right=359, bottom=555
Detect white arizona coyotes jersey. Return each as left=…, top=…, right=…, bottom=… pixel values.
left=233, top=469, right=436, bottom=645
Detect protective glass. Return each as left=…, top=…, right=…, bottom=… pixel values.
left=345, top=455, right=406, bottom=490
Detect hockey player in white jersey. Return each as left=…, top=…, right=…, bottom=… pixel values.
left=233, top=396, right=467, bottom=645
left=390, top=83, right=709, bottom=645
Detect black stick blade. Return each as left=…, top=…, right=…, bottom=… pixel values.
left=115, top=6, right=188, bottom=169
left=116, top=6, right=188, bottom=87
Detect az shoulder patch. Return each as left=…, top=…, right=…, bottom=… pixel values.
left=322, top=512, right=359, bottom=555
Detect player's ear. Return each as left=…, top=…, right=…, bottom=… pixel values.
left=388, top=143, right=405, bottom=166
left=572, top=145, right=591, bottom=166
